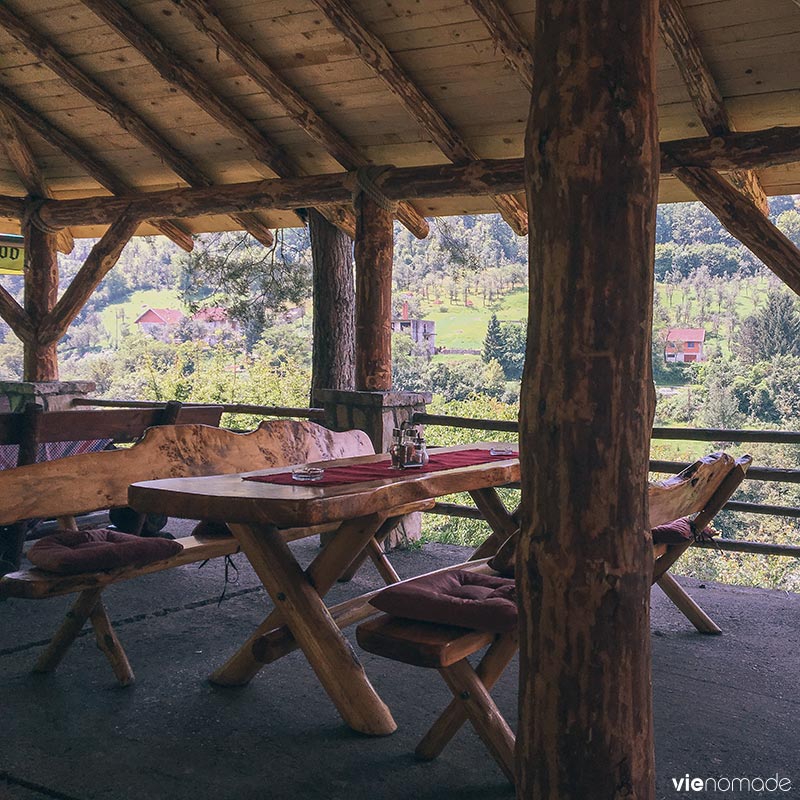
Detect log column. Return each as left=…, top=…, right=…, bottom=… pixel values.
left=517, top=0, right=659, bottom=797
left=22, top=222, right=59, bottom=381
left=308, top=207, right=355, bottom=393
left=353, top=192, right=393, bottom=391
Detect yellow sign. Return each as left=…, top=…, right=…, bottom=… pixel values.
left=0, top=234, right=24, bottom=274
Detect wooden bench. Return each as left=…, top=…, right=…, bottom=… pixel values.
left=0, top=400, right=224, bottom=569
left=356, top=452, right=752, bottom=783
left=0, top=420, right=379, bottom=685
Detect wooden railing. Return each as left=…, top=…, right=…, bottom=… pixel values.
left=413, top=411, right=800, bottom=559
left=71, top=397, right=326, bottom=422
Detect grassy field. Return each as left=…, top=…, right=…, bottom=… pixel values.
left=420, top=277, right=772, bottom=357
left=98, top=289, right=183, bottom=346
left=420, top=289, right=527, bottom=351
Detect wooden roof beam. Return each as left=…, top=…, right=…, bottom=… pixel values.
left=27, top=124, right=800, bottom=230
left=0, top=83, right=193, bottom=252
left=464, top=0, right=533, bottom=92
left=308, top=0, right=528, bottom=235
left=0, top=284, right=33, bottom=340
left=0, top=3, right=274, bottom=247
left=39, top=212, right=140, bottom=344
left=79, top=0, right=354, bottom=239
left=0, top=109, right=74, bottom=255
left=171, top=0, right=428, bottom=239
left=659, top=0, right=769, bottom=214
left=675, top=166, right=800, bottom=295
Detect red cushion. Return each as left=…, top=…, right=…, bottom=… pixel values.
left=191, top=520, right=232, bottom=538
left=370, top=570, right=517, bottom=633
left=651, top=516, right=715, bottom=545
left=27, top=529, right=183, bottom=575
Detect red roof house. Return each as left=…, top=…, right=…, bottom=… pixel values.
left=664, top=328, right=706, bottom=363
left=134, top=307, right=186, bottom=326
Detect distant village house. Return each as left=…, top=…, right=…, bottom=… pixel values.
left=664, top=328, right=706, bottom=363
left=391, top=301, right=436, bottom=357
left=133, top=307, right=186, bottom=337
left=134, top=307, right=238, bottom=344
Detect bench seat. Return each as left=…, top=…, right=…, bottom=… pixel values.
left=0, top=533, right=239, bottom=600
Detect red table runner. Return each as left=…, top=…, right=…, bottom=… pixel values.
left=243, top=448, right=517, bottom=488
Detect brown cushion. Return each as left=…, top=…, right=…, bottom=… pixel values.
left=191, top=520, right=232, bottom=538
left=27, top=529, right=183, bottom=575
left=487, top=531, right=518, bottom=578
left=651, top=516, right=715, bottom=545
left=370, top=570, right=517, bottom=633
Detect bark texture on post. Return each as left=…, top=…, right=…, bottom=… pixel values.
left=517, top=0, right=659, bottom=797
left=23, top=225, right=59, bottom=381
left=354, top=193, right=393, bottom=391
left=308, top=207, right=355, bottom=393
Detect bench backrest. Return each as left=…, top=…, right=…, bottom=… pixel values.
left=648, top=451, right=751, bottom=529
left=0, top=421, right=373, bottom=526
left=0, top=404, right=224, bottom=447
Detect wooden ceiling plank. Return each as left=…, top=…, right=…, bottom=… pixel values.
left=0, top=106, right=74, bottom=254
left=659, top=0, right=769, bottom=214
left=463, top=0, right=533, bottom=92
left=172, top=0, right=428, bottom=239
left=0, top=2, right=272, bottom=246
left=0, top=82, right=194, bottom=251
left=675, top=165, right=800, bottom=296
left=79, top=0, right=356, bottom=239
left=308, top=0, right=528, bottom=235
left=30, top=124, right=800, bottom=230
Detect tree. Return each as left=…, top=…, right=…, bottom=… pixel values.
left=736, top=289, right=800, bottom=363
left=482, top=314, right=504, bottom=364
left=178, top=230, right=311, bottom=351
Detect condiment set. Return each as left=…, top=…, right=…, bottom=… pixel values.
left=389, top=424, right=429, bottom=469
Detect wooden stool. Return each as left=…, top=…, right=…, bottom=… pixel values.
left=357, top=614, right=518, bottom=783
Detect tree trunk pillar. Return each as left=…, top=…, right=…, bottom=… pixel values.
left=517, top=0, right=659, bottom=797
left=308, top=207, right=355, bottom=393
left=22, top=223, right=59, bottom=381
left=354, top=193, right=393, bottom=391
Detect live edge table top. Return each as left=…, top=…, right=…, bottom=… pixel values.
left=128, top=442, right=520, bottom=529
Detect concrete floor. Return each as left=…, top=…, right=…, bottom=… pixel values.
left=1, top=524, right=799, bottom=800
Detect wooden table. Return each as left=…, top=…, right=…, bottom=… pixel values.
left=129, top=443, right=520, bottom=736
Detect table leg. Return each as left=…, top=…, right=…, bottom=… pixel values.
left=223, top=520, right=397, bottom=736
left=468, top=487, right=518, bottom=560
left=211, top=513, right=398, bottom=687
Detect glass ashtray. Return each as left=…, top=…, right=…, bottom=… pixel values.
left=489, top=448, right=516, bottom=457
left=291, top=467, right=325, bottom=481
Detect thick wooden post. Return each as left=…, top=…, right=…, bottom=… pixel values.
left=517, top=0, right=659, bottom=797
left=23, top=224, right=59, bottom=381
left=308, top=208, right=356, bottom=392
left=354, top=193, right=393, bottom=391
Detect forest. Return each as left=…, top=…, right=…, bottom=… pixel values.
left=1, top=197, right=800, bottom=591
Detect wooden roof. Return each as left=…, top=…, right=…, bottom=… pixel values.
left=0, top=0, right=799, bottom=242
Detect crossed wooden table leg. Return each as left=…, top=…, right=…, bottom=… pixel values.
left=209, top=487, right=518, bottom=735
left=213, top=512, right=398, bottom=735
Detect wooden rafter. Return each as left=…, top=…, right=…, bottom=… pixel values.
left=39, top=213, right=140, bottom=344
left=308, top=0, right=528, bottom=235
left=0, top=109, right=74, bottom=255
left=464, top=0, right=533, bottom=91
left=675, top=166, right=800, bottom=296
left=172, top=0, right=429, bottom=239
left=0, top=284, right=32, bottom=340
left=0, top=83, right=193, bottom=252
left=0, top=3, right=274, bottom=247
left=21, top=124, right=800, bottom=230
left=659, top=0, right=769, bottom=214
left=79, top=0, right=354, bottom=239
